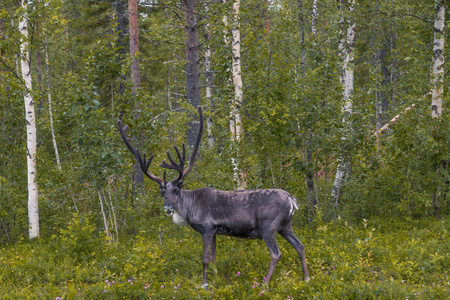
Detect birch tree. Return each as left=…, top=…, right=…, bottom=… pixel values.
left=230, top=0, right=246, bottom=189
left=43, top=5, right=61, bottom=170
left=312, top=0, right=317, bottom=37
left=431, top=0, right=444, bottom=118
left=431, top=0, right=445, bottom=215
left=331, top=0, right=356, bottom=208
left=19, top=0, right=39, bottom=239
left=44, top=39, right=61, bottom=169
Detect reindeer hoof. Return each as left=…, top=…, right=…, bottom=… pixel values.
left=203, top=283, right=209, bottom=290
left=305, top=276, right=311, bottom=282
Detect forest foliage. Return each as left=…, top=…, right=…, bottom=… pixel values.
left=0, top=0, right=449, bottom=298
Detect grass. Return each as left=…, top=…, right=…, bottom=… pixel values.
left=0, top=214, right=449, bottom=299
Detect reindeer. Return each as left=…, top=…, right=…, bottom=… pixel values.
left=118, top=106, right=310, bottom=289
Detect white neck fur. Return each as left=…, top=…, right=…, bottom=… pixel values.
left=172, top=212, right=188, bottom=226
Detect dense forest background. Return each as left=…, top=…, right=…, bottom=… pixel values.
left=2, top=0, right=448, bottom=241
left=0, top=0, right=449, bottom=298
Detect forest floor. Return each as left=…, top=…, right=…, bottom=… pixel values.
left=0, top=215, right=449, bottom=299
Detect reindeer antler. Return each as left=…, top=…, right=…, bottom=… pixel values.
left=160, top=106, right=204, bottom=184
left=118, top=120, right=164, bottom=187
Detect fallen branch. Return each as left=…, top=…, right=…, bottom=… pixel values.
left=371, top=92, right=431, bottom=138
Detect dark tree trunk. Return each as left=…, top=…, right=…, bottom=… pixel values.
left=128, top=0, right=144, bottom=194
left=184, top=0, right=201, bottom=148
left=204, top=2, right=215, bottom=148
left=115, top=0, right=127, bottom=52
left=0, top=16, right=4, bottom=128
left=36, top=0, right=44, bottom=113
left=114, top=0, right=127, bottom=95
left=129, top=0, right=140, bottom=91
left=375, top=33, right=397, bottom=130
left=298, top=0, right=316, bottom=220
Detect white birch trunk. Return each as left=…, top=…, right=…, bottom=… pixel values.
left=431, top=0, right=445, bottom=118
left=223, top=0, right=230, bottom=46
left=312, top=0, right=318, bottom=37
left=45, top=36, right=61, bottom=169
left=331, top=0, right=356, bottom=205
left=230, top=0, right=246, bottom=190
left=231, top=0, right=243, bottom=143
left=98, top=190, right=110, bottom=238
left=431, top=0, right=445, bottom=215
left=20, top=0, right=39, bottom=239
left=107, top=187, right=119, bottom=243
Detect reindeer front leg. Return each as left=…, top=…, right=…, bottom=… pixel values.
left=201, top=231, right=215, bottom=289
left=261, top=229, right=282, bottom=286
left=211, top=234, right=217, bottom=264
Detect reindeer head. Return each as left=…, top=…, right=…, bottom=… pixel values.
left=118, top=106, right=204, bottom=214
left=162, top=181, right=181, bottom=215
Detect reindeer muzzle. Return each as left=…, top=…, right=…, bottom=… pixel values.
left=164, top=205, right=174, bottom=216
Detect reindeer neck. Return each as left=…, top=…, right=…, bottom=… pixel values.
left=177, top=188, right=195, bottom=219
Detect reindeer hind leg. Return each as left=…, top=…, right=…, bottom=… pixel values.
left=279, top=226, right=310, bottom=281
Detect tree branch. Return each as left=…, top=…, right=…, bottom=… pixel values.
left=371, top=92, right=431, bottom=138
left=0, top=58, right=22, bottom=80
left=363, top=9, right=434, bottom=28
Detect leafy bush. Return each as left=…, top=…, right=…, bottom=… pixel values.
left=52, top=212, right=106, bottom=262
left=343, top=106, right=450, bottom=218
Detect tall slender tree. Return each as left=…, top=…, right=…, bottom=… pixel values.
left=230, top=0, right=246, bottom=189
left=19, top=0, right=39, bottom=239
left=45, top=33, right=61, bottom=170
left=115, top=0, right=127, bottom=95
left=128, top=0, right=144, bottom=194
left=431, top=0, right=445, bottom=216
left=184, top=0, right=201, bottom=148
left=129, top=0, right=140, bottom=91
left=331, top=0, right=356, bottom=208
left=431, top=0, right=444, bottom=118
left=42, top=4, right=61, bottom=170
left=312, top=0, right=318, bottom=37
left=35, top=0, right=43, bottom=110
left=298, top=0, right=316, bottom=220
left=204, top=2, right=215, bottom=148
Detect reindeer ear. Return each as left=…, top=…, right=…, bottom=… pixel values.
left=176, top=179, right=184, bottom=188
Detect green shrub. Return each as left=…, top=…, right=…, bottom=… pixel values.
left=53, top=212, right=106, bottom=262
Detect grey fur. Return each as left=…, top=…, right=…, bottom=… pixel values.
left=163, top=182, right=310, bottom=286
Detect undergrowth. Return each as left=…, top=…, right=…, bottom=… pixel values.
left=0, top=214, right=449, bottom=299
